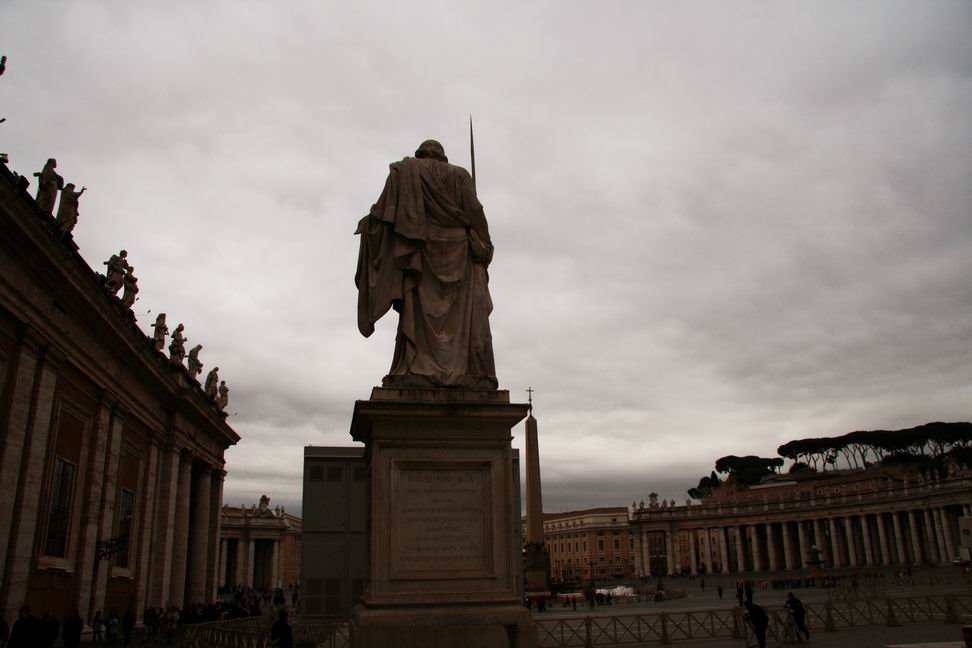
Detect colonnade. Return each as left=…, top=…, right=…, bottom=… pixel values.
left=217, top=537, right=282, bottom=590
left=148, top=447, right=225, bottom=608
left=637, top=503, right=969, bottom=576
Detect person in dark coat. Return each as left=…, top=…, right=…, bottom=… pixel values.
left=744, top=601, right=769, bottom=648
left=62, top=610, right=83, bottom=648
left=8, top=606, right=45, bottom=648
left=785, top=592, right=810, bottom=640
left=270, top=608, right=293, bottom=648
left=122, top=608, right=136, bottom=645
left=41, top=612, right=59, bottom=648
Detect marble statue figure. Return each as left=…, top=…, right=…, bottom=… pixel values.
left=217, top=380, right=229, bottom=411
left=187, top=344, right=203, bottom=379
left=169, top=323, right=187, bottom=365
left=205, top=367, right=219, bottom=401
left=33, top=158, right=63, bottom=214
left=55, top=182, right=86, bottom=236
left=152, top=313, right=168, bottom=351
left=121, top=266, right=138, bottom=309
left=355, top=139, right=497, bottom=389
left=104, top=249, right=129, bottom=295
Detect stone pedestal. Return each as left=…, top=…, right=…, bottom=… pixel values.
left=349, top=387, right=537, bottom=648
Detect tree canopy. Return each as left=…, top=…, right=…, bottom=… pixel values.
left=686, top=421, right=972, bottom=500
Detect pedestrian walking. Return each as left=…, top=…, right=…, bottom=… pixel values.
left=92, top=611, right=104, bottom=645
left=744, top=601, right=769, bottom=648
left=717, top=585, right=724, bottom=600
left=785, top=592, right=810, bottom=641
left=62, top=610, right=82, bottom=648
left=270, top=608, right=293, bottom=648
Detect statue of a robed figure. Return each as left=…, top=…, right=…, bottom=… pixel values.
left=355, top=139, right=497, bottom=389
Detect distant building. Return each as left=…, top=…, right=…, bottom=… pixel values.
left=0, top=161, right=239, bottom=624
left=219, top=496, right=301, bottom=591
left=529, top=507, right=638, bottom=586
left=629, top=465, right=972, bottom=576
left=301, top=446, right=368, bottom=618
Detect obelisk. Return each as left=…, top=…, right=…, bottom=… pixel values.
left=523, top=392, right=550, bottom=597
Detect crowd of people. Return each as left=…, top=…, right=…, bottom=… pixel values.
left=0, top=584, right=299, bottom=647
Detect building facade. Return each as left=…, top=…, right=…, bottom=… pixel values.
left=219, top=496, right=301, bottom=592
left=630, top=466, right=972, bottom=577
left=0, top=161, right=239, bottom=624
left=537, top=507, right=638, bottom=586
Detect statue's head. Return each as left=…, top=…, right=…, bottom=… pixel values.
left=47, top=158, right=57, bottom=168
left=120, top=249, right=127, bottom=257
left=64, top=183, right=75, bottom=191
left=415, top=140, right=448, bottom=163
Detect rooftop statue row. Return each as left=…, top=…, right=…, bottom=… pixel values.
left=5, top=151, right=230, bottom=416
left=34, top=158, right=86, bottom=237
left=153, top=313, right=230, bottom=413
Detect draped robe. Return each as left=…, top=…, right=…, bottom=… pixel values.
left=355, top=156, right=498, bottom=389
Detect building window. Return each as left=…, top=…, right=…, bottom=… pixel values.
left=629, top=537, right=634, bottom=550
left=115, top=489, right=136, bottom=568
left=613, top=538, right=621, bottom=551
left=45, top=458, right=77, bottom=557
left=598, top=539, right=604, bottom=551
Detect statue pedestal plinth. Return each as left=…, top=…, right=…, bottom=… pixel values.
left=349, top=387, right=537, bottom=648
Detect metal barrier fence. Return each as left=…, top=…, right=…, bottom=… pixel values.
left=182, top=615, right=350, bottom=648
left=183, top=594, right=971, bottom=648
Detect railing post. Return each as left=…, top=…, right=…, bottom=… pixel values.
left=824, top=602, right=836, bottom=632
left=885, top=599, right=900, bottom=627
left=945, top=594, right=960, bottom=624
left=585, top=616, right=593, bottom=648
left=660, top=612, right=671, bottom=645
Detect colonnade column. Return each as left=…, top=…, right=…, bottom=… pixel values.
left=702, top=527, right=713, bottom=575
left=860, top=515, right=874, bottom=566
left=906, top=510, right=922, bottom=564
left=892, top=512, right=907, bottom=566
left=829, top=518, right=841, bottom=568
left=148, top=444, right=181, bottom=607
left=843, top=517, right=858, bottom=567
left=271, top=540, right=279, bottom=589
left=719, top=527, right=730, bottom=574
left=750, top=526, right=761, bottom=571
left=246, top=539, right=255, bottom=587
left=689, top=529, right=698, bottom=576
left=941, top=508, right=956, bottom=562
left=796, top=521, right=808, bottom=568
left=735, top=526, right=746, bottom=572
left=922, top=509, right=938, bottom=564
left=169, top=453, right=193, bottom=608
left=218, top=539, right=228, bottom=588
left=782, top=522, right=794, bottom=570
left=234, top=540, right=244, bottom=586
left=206, top=469, right=225, bottom=600
left=134, top=443, right=160, bottom=616
left=766, top=524, right=778, bottom=571
left=665, top=529, right=675, bottom=576
left=876, top=514, right=891, bottom=566
left=640, top=528, right=650, bottom=577
left=814, top=519, right=828, bottom=565
left=932, top=509, right=948, bottom=564
left=187, top=466, right=212, bottom=603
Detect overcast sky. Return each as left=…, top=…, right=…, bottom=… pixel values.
left=2, top=1, right=970, bottom=515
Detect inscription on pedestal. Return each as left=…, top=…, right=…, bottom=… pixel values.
left=393, top=463, right=491, bottom=575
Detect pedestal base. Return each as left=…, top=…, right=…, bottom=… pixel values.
left=351, top=603, right=537, bottom=648
left=349, top=388, right=536, bottom=648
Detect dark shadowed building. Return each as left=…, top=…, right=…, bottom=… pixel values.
left=0, top=161, right=239, bottom=625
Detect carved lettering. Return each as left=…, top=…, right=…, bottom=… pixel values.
left=396, top=466, right=488, bottom=572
